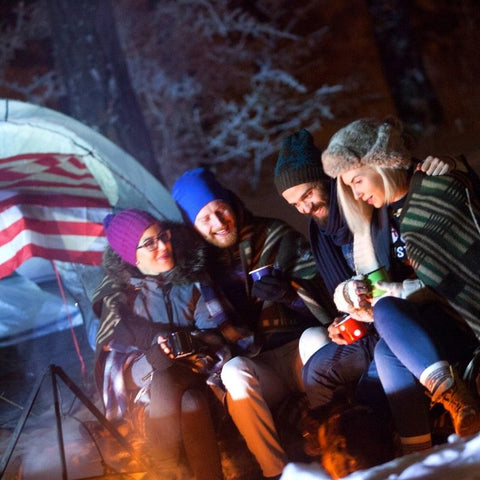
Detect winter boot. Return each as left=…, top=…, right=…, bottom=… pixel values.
left=431, top=372, right=480, bottom=437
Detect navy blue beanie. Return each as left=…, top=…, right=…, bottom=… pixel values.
left=171, top=167, right=231, bottom=224
left=274, top=129, right=328, bottom=195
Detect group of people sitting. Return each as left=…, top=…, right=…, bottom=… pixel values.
left=92, top=116, right=480, bottom=480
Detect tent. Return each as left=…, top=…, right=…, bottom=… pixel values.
left=0, top=98, right=182, bottom=349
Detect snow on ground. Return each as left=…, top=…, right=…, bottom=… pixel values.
left=281, top=432, right=480, bottom=480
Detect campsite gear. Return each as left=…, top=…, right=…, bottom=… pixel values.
left=0, top=99, right=181, bottom=351
left=167, top=331, right=194, bottom=358
left=249, top=264, right=280, bottom=282
left=337, top=315, right=368, bottom=344
left=365, top=267, right=390, bottom=298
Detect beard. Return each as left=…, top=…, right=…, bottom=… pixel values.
left=206, top=228, right=238, bottom=248
left=308, top=202, right=329, bottom=227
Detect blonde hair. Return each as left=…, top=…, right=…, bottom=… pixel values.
left=337, top=165, right=410, bottom=234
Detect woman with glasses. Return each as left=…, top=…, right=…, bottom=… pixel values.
left=92, top=208, right=233, bottom=479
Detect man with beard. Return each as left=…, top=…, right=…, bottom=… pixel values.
left=274, top=129, right=383, bottom=422
left=172, top=167, right=335, bottom=480
left=274, top=129, right=355, bottom=299
left=274, top=128, right=456, bottom=428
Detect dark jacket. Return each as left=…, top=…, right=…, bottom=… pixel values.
left=92, top=223, right=232, bottom=409
left=205, top=193, right=336, bottom=350
left=309, top=180, right=391, bottom=296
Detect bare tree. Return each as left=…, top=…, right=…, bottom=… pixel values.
left=43, top=0, right=162, bottom=181
left=115, top=0, right=342, bottom=189
left=366, top=0, right=443, bottom=131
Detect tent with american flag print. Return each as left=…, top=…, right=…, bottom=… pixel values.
left=0, top=99, right=181, bottom=348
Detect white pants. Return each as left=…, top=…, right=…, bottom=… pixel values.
left=220, top=328, right=329, bottom=477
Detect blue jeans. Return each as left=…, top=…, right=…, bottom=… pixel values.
left=373, top=296, right=479, bottom=437
left=302, top=330, right=386, bottom=415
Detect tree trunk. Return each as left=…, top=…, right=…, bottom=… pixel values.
left=366, top=0, right=443, bottom=130
left=44, top=0, right=163, bottom=181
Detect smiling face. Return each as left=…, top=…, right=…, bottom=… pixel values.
left=135, top=224, right=175, bottom=275
left=282, top=181, right=330, bottom=226
left=340, top=166, right=387, bottom=208
left=193, top=199, right=238, bottom=248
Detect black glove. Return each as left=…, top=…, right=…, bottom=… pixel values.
left=251, top=275, right=296, bottom=303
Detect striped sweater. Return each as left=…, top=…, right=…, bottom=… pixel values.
left=400, top=169, right=480, bottom=337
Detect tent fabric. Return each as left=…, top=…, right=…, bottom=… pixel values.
left=0, top=153, right=111, bottom=278
left=0, top=99, right=181, bottom=222
left=0, top=99, right=182, bottom=347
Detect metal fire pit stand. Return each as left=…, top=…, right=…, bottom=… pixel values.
left=0, top=364, right=157, bottom=479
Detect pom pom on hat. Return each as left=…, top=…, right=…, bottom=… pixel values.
left=171, top=167, right=231, bottom=224
left=274, top=129, right=329, bottom=195
left=103, top=209, right=157, bottom=266
left=321, top=117, right=412, bottom=179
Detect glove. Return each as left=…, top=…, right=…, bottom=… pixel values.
left=375, top=279, right=425, bottom=300
left=333, top=275, right=369, bottom=312
left=251, top=275, right=296, bottom=303
left=333, top=276, right=374, bottom=322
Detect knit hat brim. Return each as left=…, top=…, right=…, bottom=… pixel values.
left=103, top=209, right=157, bottom=266
left=171, top=167, right=231, bottom=224
left=274, top=129, right=328, bottom=194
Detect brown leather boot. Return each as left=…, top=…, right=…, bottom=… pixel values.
left=432, top=374, right=480, bottom=437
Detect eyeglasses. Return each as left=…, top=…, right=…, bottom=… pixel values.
left=136, top=230, right=171, bottom=252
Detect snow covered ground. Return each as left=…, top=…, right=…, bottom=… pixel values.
left=281, top=432, right=480, bottom=480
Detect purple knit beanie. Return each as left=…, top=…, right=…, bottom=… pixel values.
left=103, top=209, right=157, bottom=266
left=171, top=167, right=231, bottom=224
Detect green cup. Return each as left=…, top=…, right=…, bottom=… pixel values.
left=366, top=267, right=390, bottom=298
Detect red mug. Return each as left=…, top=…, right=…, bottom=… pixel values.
left=337, top=315, right=368, bottom=344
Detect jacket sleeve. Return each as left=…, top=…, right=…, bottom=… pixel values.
left=98, top=291, right=174, bottom=372
left=267, top=221, right=337, bottom=322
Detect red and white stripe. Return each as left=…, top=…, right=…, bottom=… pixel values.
left=0, top=153, right=112, bottom=278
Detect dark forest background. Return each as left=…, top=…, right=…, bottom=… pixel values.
left=1, top=0, right=479, bottom=232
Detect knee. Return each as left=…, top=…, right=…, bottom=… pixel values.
left=220, top=356, right=255, bottom=392
left=299, top=326, right=330, bottom=365
left=181, top=389, right=207, bottom=413
left=373, top=296, right=401, bottom=328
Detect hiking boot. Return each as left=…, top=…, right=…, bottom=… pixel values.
left=432, top=375, right=480, bottom=437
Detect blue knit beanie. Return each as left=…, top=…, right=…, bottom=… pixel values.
left=103, top=209, right=157, bottom=266
left=171, top=167, right=231, bottom=224
left=274, top=129, right=328, bottom=195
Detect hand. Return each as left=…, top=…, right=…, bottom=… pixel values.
left=327, top=317, right=349, bottom=345
left=417, top=155, right=454, bottom=176
left=376, top=279, right=424, bottom=300
left=333, top=276, right=371, bottom=313
left=157, top=335, right=175, bottom=359
left=251, top=275, right=295, bottom=303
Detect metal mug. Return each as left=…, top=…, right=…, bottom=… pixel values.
left=168, top=331, right=194, bottom=358
left=337, top=315, right=368, bottom=344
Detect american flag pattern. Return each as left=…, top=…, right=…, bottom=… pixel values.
left=0, top=153, right=111, bottom=278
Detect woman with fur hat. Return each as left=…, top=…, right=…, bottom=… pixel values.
left=320, top=117, right=480, bottom=455
left=92, top=208, right=229, bottom=480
